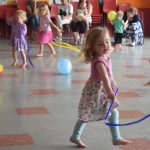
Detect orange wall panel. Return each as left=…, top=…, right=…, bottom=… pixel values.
left=117, top=0, right=150, bottom=8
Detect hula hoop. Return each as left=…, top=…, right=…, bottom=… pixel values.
left=52, top=42, right=81, bottom=53
left=52, top=42, right=84, bottom=63
left=105, top=88, right=150, bottom=126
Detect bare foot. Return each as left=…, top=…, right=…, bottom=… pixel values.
left=113, top=138, right=132, bottom=145
left=11, top=61, right=18, bottom=67
left=20, top=63, right=27, bottom=68
left=50, top=52, right=56, bottom=57
left=143, top=82, right=150, bottom=86
left=70, top=138, right=87, bottom=148
left=37, top=53, right=43, bottom=57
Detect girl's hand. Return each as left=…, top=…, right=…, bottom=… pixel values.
left=107, top=93, right=115, bottom=101
left=57, top=29, right=61, bottom=34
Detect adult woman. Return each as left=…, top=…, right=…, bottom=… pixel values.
left=26, top=0, right=40, bottom=39
left=123, top=7, right=144, bottom=46
left=55, top=0, right=73, bottom=41
left=70, top=0, right=93, bottom=44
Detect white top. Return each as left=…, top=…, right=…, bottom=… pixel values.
left=58, top=3, right=73, bottom=16
left=39, top=16, right=52, bottom=32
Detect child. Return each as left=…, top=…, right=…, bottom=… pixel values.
left=70, top=27, right=131, bottom=148
left=112, top=11, right=126, bottom=50
left=76, top=1, right=89, bottom=31
left=123, top=7, right=144, bottom=46
left=7, top=10, right=28, bottom=68
left=37, top=3, right=61, bottom=57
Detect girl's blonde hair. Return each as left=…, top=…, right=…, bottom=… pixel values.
left=38, top=3, right=50, bottom=16
left=82, top=27, right=110, bottom=63
left=15, top=10, right=27, bottom=22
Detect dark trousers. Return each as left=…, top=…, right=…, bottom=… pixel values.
left=27, top=14, right=39, bottom=32
left=70, top=20, right=87, bottom=34
left=114, top=33, right=123, bottom=44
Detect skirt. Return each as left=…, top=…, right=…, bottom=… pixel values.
left=78, top=78, right=119, bottom=122
left=37, top=31, right=53, bottom=44
left=125, top=22, right=144, bottom=45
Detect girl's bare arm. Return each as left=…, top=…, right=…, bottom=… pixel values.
left=96, top=62, right=115, bottom=100
left=49, top=21, right=61, bottom=33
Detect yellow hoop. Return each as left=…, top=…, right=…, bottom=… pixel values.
left=52, top=42, right=84, bottom=63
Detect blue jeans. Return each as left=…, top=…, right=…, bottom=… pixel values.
left=27, top=14, right=39, bottom=32
left=70, top=109, right=121, bottom=141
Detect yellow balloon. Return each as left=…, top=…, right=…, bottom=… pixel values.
left=0, top=64, right=3, bottom=73
left=108, top=11, right=117, bottom=21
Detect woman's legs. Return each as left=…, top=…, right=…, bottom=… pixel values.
left=28, top=14, right=39, bottom=39
left=70, top=21, right=80, bottom=44
left=108, top=109, right=131, bottom=145
left=78, top=21, right=86, bottom=44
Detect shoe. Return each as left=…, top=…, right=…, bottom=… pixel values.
left=113, top=138, right=132, bottom=145
left=130, top=42, right=135, bottom=46
left=70, top=138, right=87, bottom=148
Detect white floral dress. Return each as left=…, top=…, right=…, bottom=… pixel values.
left=78, top=56, right=119, bottom=122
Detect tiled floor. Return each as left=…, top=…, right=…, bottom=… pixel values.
left=0, top=36, right=150, bottom=150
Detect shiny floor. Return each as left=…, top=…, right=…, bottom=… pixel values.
left=0, top=36, right=150, bottom=150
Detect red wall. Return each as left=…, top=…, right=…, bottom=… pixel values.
left=117, top=0, right=150, bottom=8
left=117, top=1, right=150, bottom=36
left=139, top=8, right=150, bottom=37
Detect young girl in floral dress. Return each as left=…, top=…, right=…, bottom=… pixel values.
left=70, top=27, right=132, bottom=148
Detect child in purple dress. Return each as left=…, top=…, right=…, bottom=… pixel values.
left=70, top=27, right=131, bottom=148
left=37, top=3, right=61, bottom=57
left=7, top=10, right=28, bottom=68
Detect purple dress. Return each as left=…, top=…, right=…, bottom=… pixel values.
left=78, top=56, right=119, bottom=122
left=7, top=20, right=28, bottom=51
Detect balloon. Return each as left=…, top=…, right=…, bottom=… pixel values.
left=108, top=11, right=117, bottom=21
left=57, top=59, right=72, bottom=75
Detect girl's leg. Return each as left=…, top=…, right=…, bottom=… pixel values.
left=47, top=43, right=56, bottom=56
left=12, top=49, right=18, bottom=66
left=70, top=119, right=87, bottom=148
left=108, top=109, right=131, bottom=145
left=37, top=44, right=44, bottom=57
left=21, top=50, right=27, bottom=68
